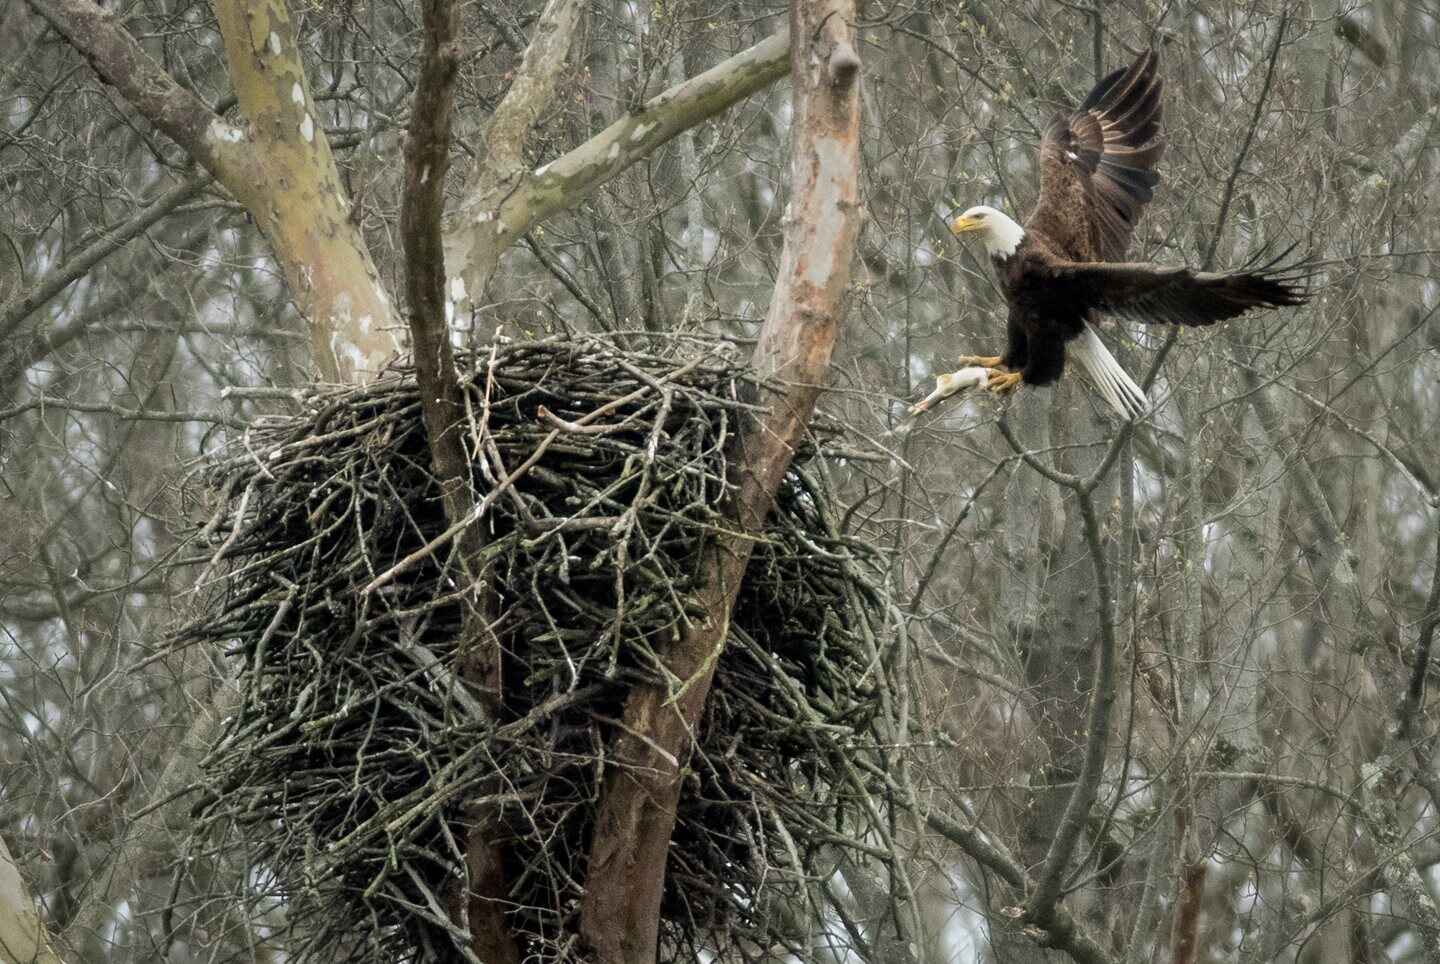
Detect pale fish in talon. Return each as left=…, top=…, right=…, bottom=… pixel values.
left=909, top=366, right=991, bottom=415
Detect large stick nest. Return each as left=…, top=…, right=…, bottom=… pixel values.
left=180, top=335, right=904, bottom=962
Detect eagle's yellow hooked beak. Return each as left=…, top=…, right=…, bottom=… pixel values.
left=949, top=214, right=982, bottom=235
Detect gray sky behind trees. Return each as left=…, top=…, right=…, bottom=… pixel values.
left=3, top=0, right=1440, bottom=961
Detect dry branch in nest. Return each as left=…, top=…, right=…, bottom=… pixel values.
left=176, top=334, right=905, bottom=962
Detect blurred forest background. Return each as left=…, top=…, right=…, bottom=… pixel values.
left=3, top=0, right=1440, bottom=961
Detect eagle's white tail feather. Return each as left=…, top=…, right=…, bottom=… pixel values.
left=1068, top=325, right=1149, bottom=420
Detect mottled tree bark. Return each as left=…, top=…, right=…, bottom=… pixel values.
left=577, top=3, right=862, bottom=959
left=25, top=0, right=400, bottom=382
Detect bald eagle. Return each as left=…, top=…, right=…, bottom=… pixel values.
left=937, top=50, right=1309, bottom=419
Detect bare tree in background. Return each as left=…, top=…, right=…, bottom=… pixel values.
left=858, top=4, right=1440, bottom=962
left=3, top=0, right=1440, bottom=961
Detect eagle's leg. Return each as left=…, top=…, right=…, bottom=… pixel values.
left=985, top=369, right=1023, bottom=395
left=957, top=354, right=1005, bottom=369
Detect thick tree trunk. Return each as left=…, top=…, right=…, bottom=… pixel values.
left=577, top=3, right=862, bottom=959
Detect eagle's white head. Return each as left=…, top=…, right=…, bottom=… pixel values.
left=948, top=205, right=1025, bottom=257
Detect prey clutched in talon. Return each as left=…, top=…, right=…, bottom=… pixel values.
left=939, top=50, right=1314, bottom=422
left=909, top=365, right=1025, bottom=416
left=909, top=367, right=990, bottom=415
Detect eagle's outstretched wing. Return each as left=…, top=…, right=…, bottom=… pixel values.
left=1045, top=254, right=1312, bottom=327
left=1031, top=51, right=1164, bottom=261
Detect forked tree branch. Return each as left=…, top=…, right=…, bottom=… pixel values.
left=25, top=0, right=401, bottom=381
left=1028, top=488, right=1119, bottom=923
left=992, top=413, right=1122, bottom=955
left=444, top=27, right=791, bottom=313
left=477, top=0, right=585, bottom=184
left=442, top=0, right=584, bottom=312
left=923, top=807, right=1115, bottom=964
left=576, top=4, right=861, bottom=959
left=22, top=0, right=253, bottom=179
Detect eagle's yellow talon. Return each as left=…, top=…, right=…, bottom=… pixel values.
left=986, top=369, right=1024, bottom=396
left=958, top=354, right=1005, bottom=369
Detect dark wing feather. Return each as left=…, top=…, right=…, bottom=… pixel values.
left=1045, top=258, right=1313, bottom=327
left=1032, top=51, right=1164, bottom=261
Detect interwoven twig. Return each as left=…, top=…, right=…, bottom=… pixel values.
left=176, top=335, right=902, bottom=962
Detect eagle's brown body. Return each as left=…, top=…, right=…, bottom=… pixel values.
left=998, top=51, right=1164, bottom=390
left=947, top=51, right=1310, bottom=418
